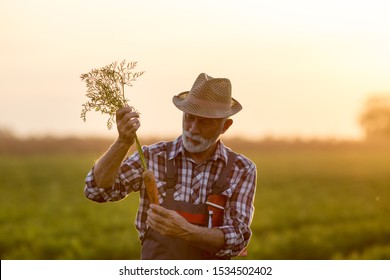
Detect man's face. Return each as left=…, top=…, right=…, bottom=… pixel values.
left=182, top=113, right=226, bottom=153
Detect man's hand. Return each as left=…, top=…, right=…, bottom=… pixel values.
left=116, top=107, right=140, bottom=145
left=92, top=107, right=140, bottom=188
left=146, top=204, right=190, bottom=237
left=146, top=204, right=226, bottom=253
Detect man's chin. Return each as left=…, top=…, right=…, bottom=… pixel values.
left=184, top=143, right=203, bottom=153
left=183, top=140, right=207, bottom=154
left=182, top=132, right=214, bottom=153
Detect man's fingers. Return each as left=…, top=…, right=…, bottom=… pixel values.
left=146, top=208, right=166, bottom=234
left=116, top=107, right=139, bottom=123
left=146, top=206, right=190, bottom=237
left=118, top=111, right=139, bottom=126
left=149, top=204, right=171, bottom=218
left=120, top=117, right=140, bottom=132
left=146, top=206, right=172, bottom=229
left=115, top=107, right=141, bottom=143
left=116, top=107, right=131, bottom=122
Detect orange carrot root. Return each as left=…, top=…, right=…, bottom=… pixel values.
left=142, top=170, right=159, bottom=204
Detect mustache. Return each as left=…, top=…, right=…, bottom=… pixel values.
left=183, top=130, right=207, bottom=144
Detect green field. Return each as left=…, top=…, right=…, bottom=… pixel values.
left=1, top=141, right=390, bottom=259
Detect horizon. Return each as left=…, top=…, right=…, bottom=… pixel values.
left=0, top=125, right=369, bottom=143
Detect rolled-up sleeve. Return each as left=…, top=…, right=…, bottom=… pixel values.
left=216, top=162, right=257, bottom=257
left=84, top=155, right=144, bottom=203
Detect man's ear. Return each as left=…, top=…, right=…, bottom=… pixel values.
left=221, top=119, right=233, bottom=134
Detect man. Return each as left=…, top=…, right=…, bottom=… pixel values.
left=84, top=73, right=257, bottom=259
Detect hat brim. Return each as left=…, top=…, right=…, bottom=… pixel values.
left=172, top=91, right=242, bottom=118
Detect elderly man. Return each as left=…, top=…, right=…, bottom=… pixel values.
left=84, top=73, right=257, bottom=259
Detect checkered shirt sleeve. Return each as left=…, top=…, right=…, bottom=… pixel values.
left=216, top=156, right=257, bottom=257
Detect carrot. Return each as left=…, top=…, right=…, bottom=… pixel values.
left=142, top=170, right=159, bottom=205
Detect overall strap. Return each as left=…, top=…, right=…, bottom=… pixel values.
left=211, top=151, right=237, bottom=195
left=165, top=141, right=177, bottom=189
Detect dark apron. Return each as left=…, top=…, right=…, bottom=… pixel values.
left=141, top=142, right=236, bottom=260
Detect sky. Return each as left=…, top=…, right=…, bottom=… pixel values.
left=1, top=0, right=390, bottom=140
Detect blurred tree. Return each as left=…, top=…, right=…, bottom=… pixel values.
left=359, top=94, right=390, bottom=140
left=0, top=127, right=15, bottom=139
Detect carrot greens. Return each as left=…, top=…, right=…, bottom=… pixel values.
left=80, top=59, right=147, bottom=169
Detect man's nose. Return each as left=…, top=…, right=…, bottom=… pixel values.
left=188, top=118, right=200, bottom=134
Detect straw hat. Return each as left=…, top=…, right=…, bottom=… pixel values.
left=172, top=73, right=242, bottom=118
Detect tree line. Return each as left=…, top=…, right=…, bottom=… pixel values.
left=1, top=93, right=389, bottom=155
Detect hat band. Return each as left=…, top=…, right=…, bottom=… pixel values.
left=186, top=95, right=232, bottom=112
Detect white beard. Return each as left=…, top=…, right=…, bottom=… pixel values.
left=182, top=131, right=217, bottom=153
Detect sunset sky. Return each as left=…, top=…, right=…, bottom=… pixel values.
left=1, top=0, right=390, bottom=140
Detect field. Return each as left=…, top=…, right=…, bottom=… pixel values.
left=1, top=137, right=390, bottom=259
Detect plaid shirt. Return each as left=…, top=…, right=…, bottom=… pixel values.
left=84, top=136, right=257, bottom=257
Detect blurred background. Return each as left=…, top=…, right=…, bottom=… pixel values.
left=1, top=0, right=390, bottom=259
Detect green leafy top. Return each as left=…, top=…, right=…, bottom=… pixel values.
left=80, top=60, right=145, bottom=129
left=80, top=59, right=147, bottom=170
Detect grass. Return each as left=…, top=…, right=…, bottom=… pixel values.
left=1, top=142, right=390, bottom=259
left=0, top=154, right=140, bottom=259
left=249, top=147, right=390, bottom=259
